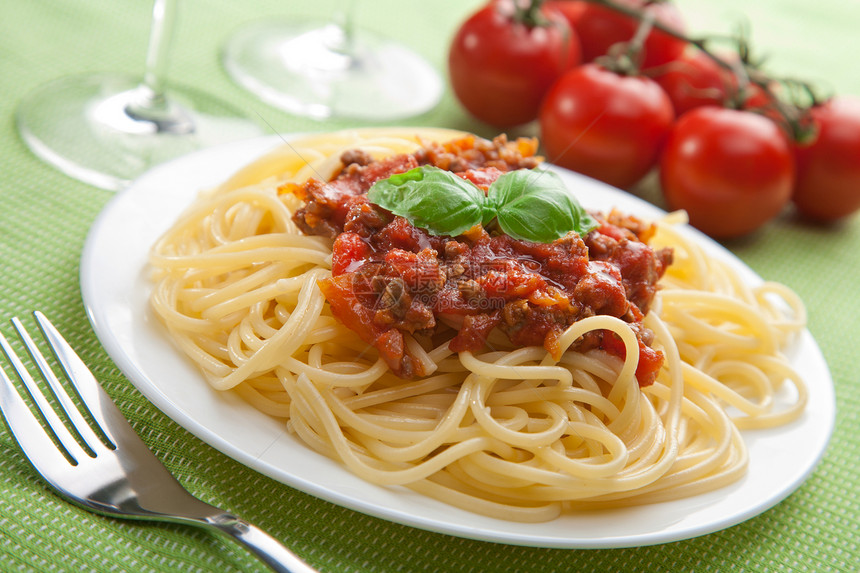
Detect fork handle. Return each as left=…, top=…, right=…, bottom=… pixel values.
left=205, top=513, right=317, bottom=573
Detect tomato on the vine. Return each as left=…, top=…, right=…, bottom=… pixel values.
left=649, top=43, right=782, bottom=115
left=448, top=0, right=581, bottom=127
left=539, top=63, right=675, bottom=189
left=651, top=49, right=780, bottom=120
left=651, top=47, right=730, bottom=116
left=660, top=107, right=795, bottom=239
left=546, top=0, right=686, bottom=70
left=792, top=96, right=860, bottom=222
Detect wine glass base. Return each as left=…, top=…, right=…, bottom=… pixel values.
left=222, top=19, right=443, bottom=121
left=16, top=73, right=262, bottom=191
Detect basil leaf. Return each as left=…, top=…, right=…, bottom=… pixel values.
left=489, top=168, right=598, bottom=243
left=366, top=164, right=597, bottom=244
left=367, top=166, right=485, bottom=236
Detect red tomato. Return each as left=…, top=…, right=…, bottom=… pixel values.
left=737, top=79, right=787, bottom=129
left=539, top=63, right=675, bottom=188
left=652, top=48, right=783, bottom=122
left=741, top=82, right=774, bottom=111
left=546, top=0, right=686, bottom=70
left=651, top=47, right=730, bottom=115
left=448, top=0, right=581, bottom=127
left=660, top=107, right=795, bottom=239
left=792, top=97, right=860, bottom=222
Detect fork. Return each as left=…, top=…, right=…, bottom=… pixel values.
left=0, top=312, right=316, bottom=573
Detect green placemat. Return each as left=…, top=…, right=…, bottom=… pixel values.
left=1, top=1, right=857, bottom=571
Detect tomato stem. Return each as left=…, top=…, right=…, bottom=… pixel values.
left=515, top=0, right=550, bottom=27
left=596, top=9, right=655, bottom=75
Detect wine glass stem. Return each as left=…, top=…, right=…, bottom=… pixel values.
left=330, top=0, right=357, bottom=56
left=142, top=0, right=177, bottom=98
left=125, top=0, right=193, bottom=133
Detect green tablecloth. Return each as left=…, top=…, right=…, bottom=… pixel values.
left=1, top=1, right=857, bottom=571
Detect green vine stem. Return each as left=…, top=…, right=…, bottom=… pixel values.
left=569, top=0, right=822, bottom=141
left=596, top=9, right=656, bottom=74
left=515, top=0, right=550, bottom=27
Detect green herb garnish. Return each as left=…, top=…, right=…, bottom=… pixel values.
left=365, top=165, right=487, bottom=237
left=366, top=165, right=598, bottom=243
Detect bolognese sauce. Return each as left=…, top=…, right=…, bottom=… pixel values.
left=282, top=135, right=673, bottom=386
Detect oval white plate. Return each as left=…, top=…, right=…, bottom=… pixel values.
left=80, top=135, right=834, bottom=548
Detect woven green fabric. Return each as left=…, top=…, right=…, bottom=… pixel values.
left=1, top=1, right=858, bottom=571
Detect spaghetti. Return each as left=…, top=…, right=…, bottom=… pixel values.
left=149, top=128, right=807, bottom=522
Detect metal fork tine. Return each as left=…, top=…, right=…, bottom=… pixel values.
left=0, top=330, right=84, bottom=466
left=32, top=311, right=127, bottom=449
left=13, top=315, right=107, bottom=455
left=0, top=353, right=76, bottom=484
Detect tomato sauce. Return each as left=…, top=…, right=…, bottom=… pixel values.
left=284, top=135, right=672, bottom=385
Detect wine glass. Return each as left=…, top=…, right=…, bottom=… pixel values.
left=16, top=0, right=262, bottom=191
left=221, top=0, right=443, bottom=121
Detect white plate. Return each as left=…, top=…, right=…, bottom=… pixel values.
left=80, top=135, right=835, bottom=548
